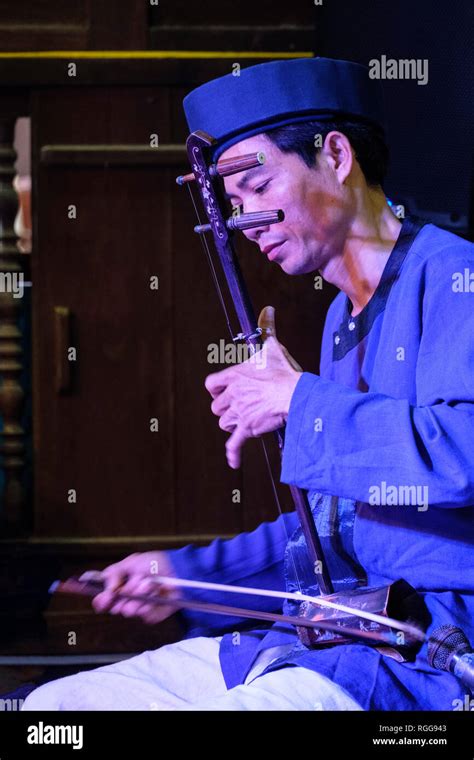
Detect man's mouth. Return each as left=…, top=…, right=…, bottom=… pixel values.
left=262, top=241, right=286, bottom=261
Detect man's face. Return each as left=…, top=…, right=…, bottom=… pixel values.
left=221, top=133, right=351, bottom=275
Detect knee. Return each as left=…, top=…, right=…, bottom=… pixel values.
left=21, top=673, right=83, bottom=711
left=22, top=680, right=63, bottom=711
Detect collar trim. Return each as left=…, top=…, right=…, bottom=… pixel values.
left=332, top=215, right=427, bottom=362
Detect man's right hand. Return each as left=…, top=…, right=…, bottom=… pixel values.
left=79, top=551, right=180, bottom=625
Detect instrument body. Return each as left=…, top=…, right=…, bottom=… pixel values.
left=297, top=578, right=428, bottom=659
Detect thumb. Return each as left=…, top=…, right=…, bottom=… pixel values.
left=258, top=305, right=302, bottom=371
left=258, top=305, right=277, bottom=343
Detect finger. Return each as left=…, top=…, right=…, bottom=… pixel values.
left=79, top=568, right=125, bottom=608
left=225, top=425, right=249, bottom=469
left=210, top=388, right=232, bottom=417
left=219, top=410, right=238, bottom=432
left=258, top=305, right=277, bottom=342
left=116, top=576, right=175, bottom=601
left=92, top=590, right=120, bottom=613
left=93, top=584, right=147, bottom=615
left=99, top=553, right=140, bottom=582
left=204, top=368, right=235, bottom=398
left=117, top=599, right=146, bottom=618
left=79, top=570, right=104, bottom=584
left=111, top=579, right=174, bottom=619
left=100, top=567, right=131, bottom=593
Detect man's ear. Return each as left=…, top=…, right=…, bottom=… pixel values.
left=323, top=131, right=353, bottom=184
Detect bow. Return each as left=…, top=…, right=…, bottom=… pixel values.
left=50, top=576, right=426, bottom=648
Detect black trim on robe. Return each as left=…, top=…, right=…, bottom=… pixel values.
left=332, top=215, right=427, bottom=361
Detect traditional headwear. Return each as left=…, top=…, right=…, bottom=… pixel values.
left=183, top=57, right=386, bottom=159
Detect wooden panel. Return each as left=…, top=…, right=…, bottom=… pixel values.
left=33, top=161, right=176, bottom=537
left=149, top=0, right=316, bottom=51
left=150, top=27, right=315, bottom=53
left=33, top=87, right=172, bottom=145
left=0, top=0, right=88, bottom=50
left=0, top=0, right=87, bottom=24
left=40, top=145, right=186, bottom=167
left=0, top=58, right=292, bottom=89
left=87, top=0, right=148, bottom=50
left=0, top=0, right=147, bottom=51
left=151, top=0, right=315, bottom=25
left=31, top=87, right=176, bottom=537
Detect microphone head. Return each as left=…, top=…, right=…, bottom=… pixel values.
left=428, top=625, right=471, bottom=672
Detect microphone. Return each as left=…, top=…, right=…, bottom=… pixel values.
left=428, top=625, right=474, bottom=693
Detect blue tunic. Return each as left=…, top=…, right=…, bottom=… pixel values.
left=168, top=216, right=474, bottom=710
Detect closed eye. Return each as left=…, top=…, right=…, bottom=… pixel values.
left=254, top=179, right=271, bottom=195
left=226, top=178, right=271, bottom=211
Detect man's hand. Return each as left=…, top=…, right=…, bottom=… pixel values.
left=79, top=551, right=179, bottom=625
left=205, top=306, right=302, bottom=469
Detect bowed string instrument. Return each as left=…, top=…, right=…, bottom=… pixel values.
left=52, top=130, right=474, bottom=682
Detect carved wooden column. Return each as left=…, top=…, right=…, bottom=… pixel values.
left=0, top=118, right=27, bottom=528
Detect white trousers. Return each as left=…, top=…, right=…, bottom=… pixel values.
left=21, top=636, right=363, bottom=711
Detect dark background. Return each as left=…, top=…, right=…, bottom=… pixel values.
left=317, top=0, right=474, bottom=236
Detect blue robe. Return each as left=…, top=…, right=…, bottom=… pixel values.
left=168, top=215, right=474, bottom=710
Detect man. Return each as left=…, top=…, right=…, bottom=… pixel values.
left=23, top=57, right=474, bottom=711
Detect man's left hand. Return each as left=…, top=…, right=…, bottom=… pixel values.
left=205, top=306, right=303, bottom=469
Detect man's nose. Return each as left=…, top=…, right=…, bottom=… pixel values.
left=242, top=220, right=271, bottom=245
left=238, top=200, right=274, bottom=244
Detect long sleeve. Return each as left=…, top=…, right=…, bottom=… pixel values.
left=165, top=510, right=299, bottom=636
left=281, top=246, right=474, bottom=509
